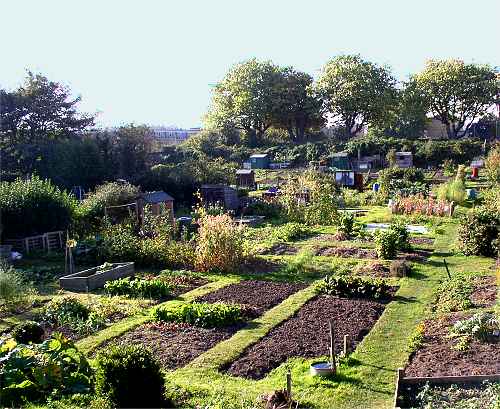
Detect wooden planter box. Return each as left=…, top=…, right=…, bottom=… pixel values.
left=59, top=262, right=135, bottom=292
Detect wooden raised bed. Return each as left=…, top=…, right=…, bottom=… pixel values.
left=59, top=262, right=134, bottom=292
left=394, top=367, right=500, bottom=408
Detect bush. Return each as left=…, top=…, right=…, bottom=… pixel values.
left=457, top=207, right=500, bottom=257
left=484, top=144, right=500, bottom=184
left=449, top=312, right=499, bottom=351
left=0, top=175, right=76, bottom=239
left=95, top=344, right=166, bottom=408
left=245, top=199, right=282, bottom=218
left=271, top=222, right=309, bottom=242
left=338, top=212, right=355, bottom=237
left=195, top=213, right=245, bottom=273
left=317, top=275, right=391, bottom=300
left=374, top=229, right=399, bottom=259
left=0, top=333, right=93, bottom=406
left=389, top=220, right=411, bottom=251
left=0, top=263, right=29, bottom=303
left=151, top=302, right=243, bottom=328
left=11, top=320, right=44, bottom=344
left=433, top=275, right=474, bottom=313
left=104, top=277, right=172, bottom=299
left=435, top=180, right=467, bottom=205
left=378, top=167, right=426, bottom=196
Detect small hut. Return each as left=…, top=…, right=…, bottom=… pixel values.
left=249, top=153, right=270, bottom=169
left=395, top=152, right=413, bottom=168
left=200, top=185, right=239, bottom=210
left=236, top=169, right=256, bottom=189
left=137, top=191, right=175, bottom=220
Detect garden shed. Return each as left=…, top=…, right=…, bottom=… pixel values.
left=330, top=152, right=351, bottom=169
left=395, top=152, right=413, bottom=168
left=249, top=153, right=270, bottom=169
left=236, top=169, right=255, bottom=189
left=200, top=184, right=239, bottom=210
left=136, top=191, right=175, bottom=220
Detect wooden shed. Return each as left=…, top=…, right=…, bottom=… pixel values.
left=330, top=152, right=351, bottom=169
left=137, top=191, right=175, bottom=220
left=395, top=152, right=413, bottom=168
left=249, top=153, right=270, bottom=169
left=200, top=185, right=239, bottom=211
left=236, top=169, right=256, bottom=189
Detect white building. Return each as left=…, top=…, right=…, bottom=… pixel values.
left=150, top=127, right=201, bottom=145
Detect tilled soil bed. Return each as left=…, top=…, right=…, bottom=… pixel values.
left=225, top=295, right=386, bottom=379
left=471, top=275, right=498, bottom=308
left=409, top=237, right=434, bottom=246
left=405, top=314, right=500, bottom=377
left=196, top=280, right=307, bottom=317
left=260, top=243, right=299, bottom=256
left=103, top=322, right=244, bottom=370
left=315, top=246, right=377, bottom=259
left=355, top=261, right=391, bottom=277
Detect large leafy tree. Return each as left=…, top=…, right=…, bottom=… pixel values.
left=411, top=59, right=500, bottom=139
left=205, top=59, right=282, bottom=147
left=273, top=68, right=324, bottom=141
left=314, top=55, right=397, bottom=139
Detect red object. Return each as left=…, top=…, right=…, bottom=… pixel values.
left=472, top=167, right=479, bottom=178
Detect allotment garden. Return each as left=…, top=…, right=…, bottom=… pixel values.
left=0, top=155, right=499, bottom=409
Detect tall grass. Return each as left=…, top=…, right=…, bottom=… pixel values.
left=0, top=263, right=33, bottom=312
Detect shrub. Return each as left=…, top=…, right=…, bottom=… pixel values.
left=449, top=312, right=499, bottom=351
left=482, top=186, right=500, bottom=214
left=389, top=220, right=411, bottom=251
left=390, top=260, right=411, bottom=277
left=245, top=199, right=282, bottom=218
left=484, top=144, right=500, bottom=184
left=195, top=213, right=245, bottom=273
left=317, top=275, right=391, bottom=300
left=407, top=322, right=425, bottom=353
left=281, top=249, right=314, bottom=276
left=338, top=212, right=355, bottom=237
left=374, top=229, right=399, bottom=259
left=378, top=167, right=426, bottom=196
left=0, top=175, right=76, bottom=239
left=457, top=207, right=500, bottom=257
left=0, top=262, right=29, bottom=303
left=433, top=275, right=474, bottom=313
left=11, top=320, right=44, bottom=344
left=151, top=302, right=243, bottom=328
left=0, top=333, right=92, bottom=406
left=271, top=222, right=309, bottom=242
left=104, top=277, right=172, bottom=299
left=95, top=345, right=166, bottom=408
left=435, top=179, right=467, bottom=205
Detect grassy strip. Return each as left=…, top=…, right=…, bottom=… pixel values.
left=75, top=278, right=237, bottom=355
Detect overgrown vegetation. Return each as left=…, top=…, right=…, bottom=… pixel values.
left=433, top=275, right=474, bottom=313
left=449, top=312, right=500, bottom=351
left=317, top=275, right=392, bottom=300
left=104, top=277, right=172, bottom=299
left=457, top=207, right=499, bottom=257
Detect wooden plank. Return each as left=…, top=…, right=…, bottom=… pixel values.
left=400, top=373, right=500, bottom=385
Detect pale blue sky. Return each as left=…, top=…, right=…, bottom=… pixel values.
left=2, top=0, right=499, bottom=128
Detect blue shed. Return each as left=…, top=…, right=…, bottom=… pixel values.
left=249, top=154, right=270, bottom=169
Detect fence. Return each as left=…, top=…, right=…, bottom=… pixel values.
left=4, top=231, right=65, bottom=254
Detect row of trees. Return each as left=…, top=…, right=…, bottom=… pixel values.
left=206, top=56, right=500, bottom=143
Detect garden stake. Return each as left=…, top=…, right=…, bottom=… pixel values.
left=443, top=258, right=451, bottom=279
left=286, top=371, right=292, bottom=405
left=329, top=319, right=337, bottom=375
left=343, top=334, right=350, bottom=356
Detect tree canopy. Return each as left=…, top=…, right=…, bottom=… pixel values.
left=411, top=59, right=500, bottom=138
left=314, top=54, right=397, bottom=138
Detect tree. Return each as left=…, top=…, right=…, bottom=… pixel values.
left=272, top=68, right=324, bottom=141
left=411, top=59, right=500, bottom=139
left=314, top=55, right=397, bottom=139
left=205, top=59, right=282, bottom=147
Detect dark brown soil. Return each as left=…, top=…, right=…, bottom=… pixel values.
left=315, top=246, right=377, bottom=259
left=471, top=275, right=498, bottom=308
left=225, top=295, right=385, bottom=379
left=405, top=314, right=500, bottom=377
left=239, top=257, right=284, bottom=274
left=355, top=261, right=391, bottom=277
left=398, top=249, right=433, bottom=262
left=104, top=322, right=243, bottom=370
left=409, top=237, right=434, bottom=246
left=260, top=243, right=298, bottom=256
left=196, top=280, right=307, bottom=317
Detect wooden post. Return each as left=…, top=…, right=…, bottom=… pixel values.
left=443, top=258, right=451, bottom=279
left=329, top=320, right=337, bottom=375
left=394, top=368, right=405, bottom=408
left=286, top=371, right=292, bottom=404
left=343, top=334, right=350, bottom=356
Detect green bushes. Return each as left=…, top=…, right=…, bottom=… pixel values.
left=317, top=275, right=392, bottom=300
left=378, top=167, right=427, bottom=196
left=95, top=345, right=166, bottom=408
left=374, top=222, right=410, bottom=259
left=271, top=222, right=309, bottom=242
left=433, top=275, right=474, bottom=313
left=0, top=263, right=30, bottom=303
left=11, top=320, right=44, bottom=344
left=0, top=333, right=93, bottom=406
left=457, top=207, right=500, bottom=257
left=338, top=212, right=355, bottom=237
left=151, top=302, right=243, bottom=328
left=0, top=175, right=76, bottom=239
left=104, top=277, right=172, bottom=299
left=195, top=213, right=245, bottom=273
left=484, top=144, right=500, bottom=184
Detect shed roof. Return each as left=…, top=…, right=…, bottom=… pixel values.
left=236, top=169, right=254, bottom=175
left=141, top=191, right=174, bottom=203
left=250, top=153, right=268, bottom=158
left=332, top=152, right=349, bottom=157
left=395, top=151, right=412, bottom=156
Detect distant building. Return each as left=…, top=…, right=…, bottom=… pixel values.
left=137, top=191, right=175, bottom=222
left=330, top=152, right=351, bottom=169
left=236, top=169, right=255, bottom=189
left=395, top=152, right=413, bottom=168
left=200, top=185, right=239, bottom=211
left=151, top=127, right=200, bottom=145
left=249, top=154, right=270, bottom=169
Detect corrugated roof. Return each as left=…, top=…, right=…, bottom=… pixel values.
left=142, top=191, right=174, bottom=203
left=236, top=169, right=254, bottom=174
left=250, top=154, right=268, bottom=158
